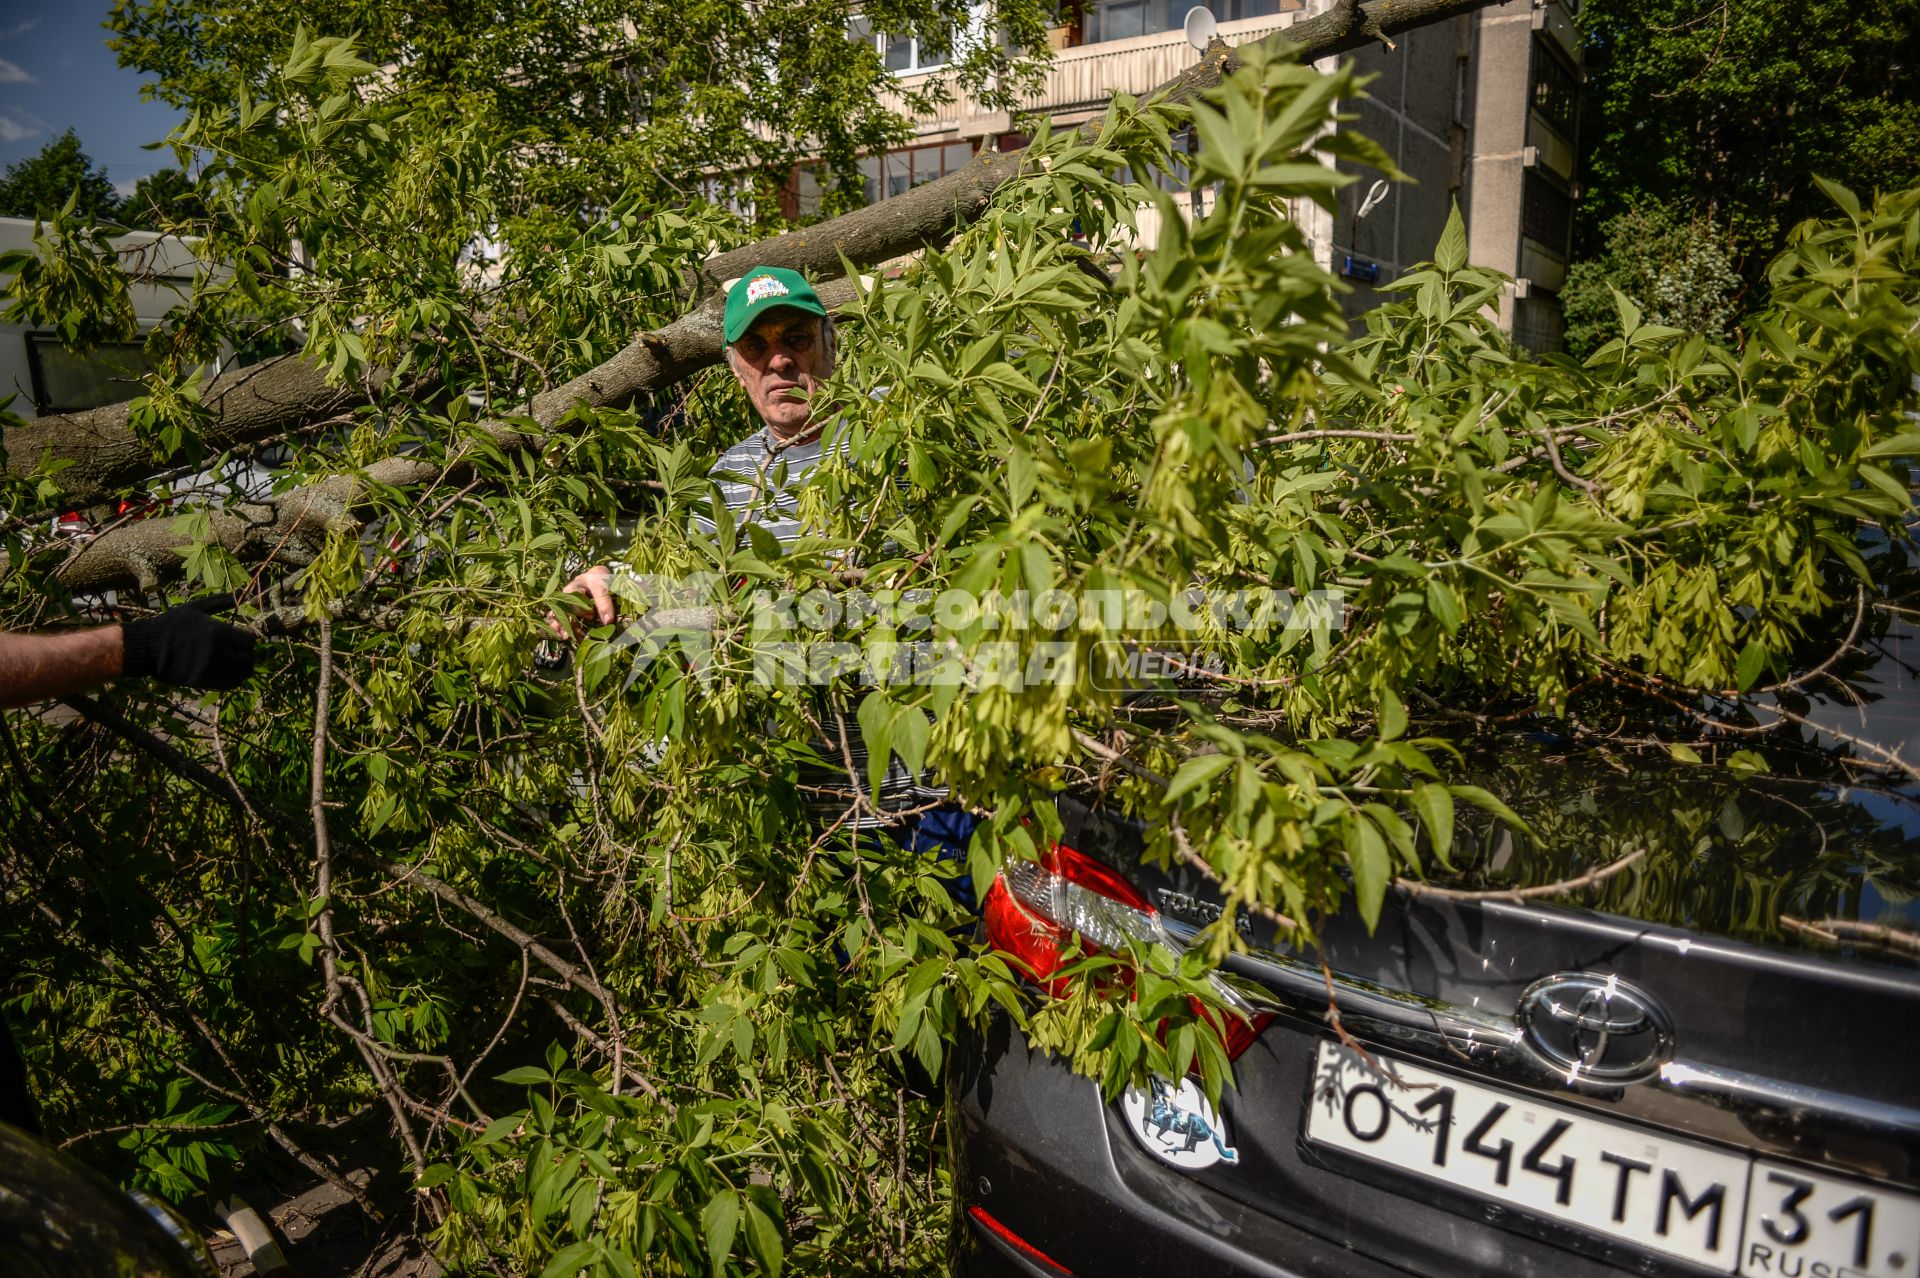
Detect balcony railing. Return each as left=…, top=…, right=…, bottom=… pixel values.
left=1018, top=11, right=1304, bottom=118
left=884, top=10, right=1308, bottom=135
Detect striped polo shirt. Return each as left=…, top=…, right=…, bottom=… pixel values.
left=697, top=422, right=946, bottom=828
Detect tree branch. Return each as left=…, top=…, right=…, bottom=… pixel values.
left=3, top=354, right=368, bottom=510
left=57, top=690, right=630, bottom=1022
left=1394, top=844, right=1647, bottom=901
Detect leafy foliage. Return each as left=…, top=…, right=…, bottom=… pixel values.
left=110, top=0, right=1059, bottom=228
left=2, top=17, right=1918, bottom=1278
left=0, top=211, right=139, bottom=353
left=0, top=129, right=123, bottom=224
left=1577, top=0, right=1920, bottom=278
left=119, top=168, right=211, bottom=231
left=1561, top=200, right=1743, bottom=360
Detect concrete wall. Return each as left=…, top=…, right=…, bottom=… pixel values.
left=1326, top=8, right=1480, bottom=316
left=1463, top=2, right=1535, bottom=332
left=1321, top=0, right=1583, bottom=349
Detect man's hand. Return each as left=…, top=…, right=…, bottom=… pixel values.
left=548, top=566, right=616, bottom=640
left=121, top=595, right=258, bottom=691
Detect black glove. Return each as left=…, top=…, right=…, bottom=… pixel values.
left=121, top=594, right=258, bottom=691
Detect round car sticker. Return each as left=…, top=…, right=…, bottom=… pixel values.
left=1121, top=1075, right=1241, bottom=1170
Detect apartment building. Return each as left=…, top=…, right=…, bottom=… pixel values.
left=829, top=0, right=1584, bottom=351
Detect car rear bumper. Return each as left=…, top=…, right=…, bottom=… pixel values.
left=949, top=1015, right=1418, bottom=1278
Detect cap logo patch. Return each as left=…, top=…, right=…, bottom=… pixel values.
left=745, top=275, right=790, bottom=304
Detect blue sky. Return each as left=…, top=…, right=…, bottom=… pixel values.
left=0, top=5, right=184, bottom=195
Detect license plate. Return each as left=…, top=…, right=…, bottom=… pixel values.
left=1306, top=1042, right=1920, bottom=1277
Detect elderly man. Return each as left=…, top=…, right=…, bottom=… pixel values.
left=560, top=265, right=836, bottom=621
left=559, top=267, right=977, bottom=885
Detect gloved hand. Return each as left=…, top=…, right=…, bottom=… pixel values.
left=120, top=594, right=258, bottom=691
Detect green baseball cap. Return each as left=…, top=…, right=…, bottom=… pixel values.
left=723, top=266, right=828, bottom=343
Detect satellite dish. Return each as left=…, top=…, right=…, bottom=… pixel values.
left=1184, top=5, right=1220, bottom=52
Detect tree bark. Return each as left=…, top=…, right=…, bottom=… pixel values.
left=4, top=355, right=359, bottom=511
left=29, top=0, right=1508, bottom=596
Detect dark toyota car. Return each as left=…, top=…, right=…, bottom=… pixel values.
left=950, top=709, right=1920, bottom=1275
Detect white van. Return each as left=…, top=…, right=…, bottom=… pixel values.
left=0, top=215, right=215, bottom=420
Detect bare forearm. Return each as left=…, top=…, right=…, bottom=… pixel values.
left=0, top=626, right=124, bottom=710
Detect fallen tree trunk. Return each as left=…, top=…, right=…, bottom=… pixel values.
left=3, top=355, right=360, bottom=511
left=30, top=0, right=1508, bottom=597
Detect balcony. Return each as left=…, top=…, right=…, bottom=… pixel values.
left=884, top=8, right=1310, bottom=141
left=1019, top=8, right=1307, bottom=120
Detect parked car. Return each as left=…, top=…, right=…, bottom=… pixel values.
left=0, top=1121, right=220, bottom=1277
left=950, top=650, right=1920, bottom=1275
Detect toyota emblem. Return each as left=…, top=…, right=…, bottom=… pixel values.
left=1518, top=973, right=1673, bottom=1081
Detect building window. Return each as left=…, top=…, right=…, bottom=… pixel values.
left=850, top=14, right=950, bottom=73
left=860, top=141, right=976, bottom=203
left=1521, top=170, right=1573, bottom=257
left=24, top=335, right=153, bottom=415
left=781, top=165, right=827, bottom=221
left=1083, top=0, right=1282, bottom=44
left=1530, top=40, right=1578, bottom=140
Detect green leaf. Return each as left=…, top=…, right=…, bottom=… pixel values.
left=856, top=691, right=895, bottom=801
left=903, top=957, right=946, bottom=1002
left=414, top=1164, right=454, bottom=1189
left=472, top=1114, right=522, bottom=1148
left=1411, top=784, right=1455, bottom=866
left=1862, top=431, right=1920, bottom=460
left=908, top=441, right=937, bottom=489
left=1609, top=285, right=1643, bottom=337
left=1164, top=753, right=1232, bottom=804
left=1188, top=101, right=1246, bottom=179
left=1734, top=641, right=1767, bottom=692
left=496, top=1065, right=551, bottom=1086
left=1020, top=540, right=1054, bottom=596
left=1668, top=743, right=1702, bottom=764
left=1433, top=201, right=1468, bottom=273
left=539, top=1239, right=597, bottom=1278
left=1425, top=578, right=1464, bottom=635
left=1447, top=784, right=1526, bottom=831
left=893, top=709, right=930, bottom=780
left=1348, top=816, right=1392, bottom=930
left=744, top=1197, right=785, bottom=1277
left=1812, top=175, right=1861, bottom=220
left=1857, top=463, right=1911, bottom=506
left=1377, top=687, right=1407, bottom=742
left=702, top=1189, right=741, bottom=1273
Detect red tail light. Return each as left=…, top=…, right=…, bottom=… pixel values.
left=981, top=843, right=1151, bottom=993
left=982, top=843, right=1270, bottom=1061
